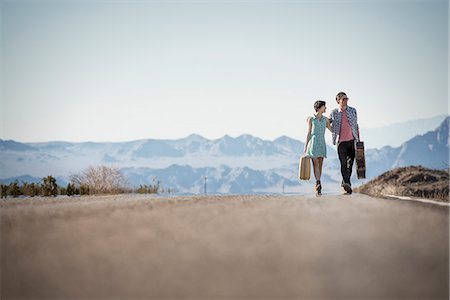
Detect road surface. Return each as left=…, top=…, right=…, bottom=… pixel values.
left=1, top=194, right=449, bottom=299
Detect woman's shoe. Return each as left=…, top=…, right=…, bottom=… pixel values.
left=315, top=180, right=322, bottom=196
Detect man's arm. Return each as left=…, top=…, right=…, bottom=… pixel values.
left=326, top=117, right=332, bottom=132
left=329, top=110, right=336, bottom=131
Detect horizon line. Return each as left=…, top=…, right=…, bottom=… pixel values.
left=1, top=114, right=448, bottom=144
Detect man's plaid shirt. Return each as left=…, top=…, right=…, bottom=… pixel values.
left=330, top=106, right=360, bottom=145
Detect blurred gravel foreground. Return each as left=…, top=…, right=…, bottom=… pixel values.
left=1, top=194, right=449, bottom=299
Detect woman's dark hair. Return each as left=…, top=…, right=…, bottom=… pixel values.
left=314, top=100, right=326, bottom=112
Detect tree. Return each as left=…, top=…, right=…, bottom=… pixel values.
left=8, top=180, right=21, bottom=198
left=42, top=176, right=58, bottom=197
left=29, top=182, right=41, bottom=197
left=1, top=184, right=8, bottom=198
left=66, top=183, right=77, bottom=196
left=21, top=181, right=40, bottom=197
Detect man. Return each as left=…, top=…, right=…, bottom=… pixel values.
left=330, top=92, right=360, bottom=194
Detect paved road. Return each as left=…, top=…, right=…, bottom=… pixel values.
left=1, top=194, right=449, bottom=299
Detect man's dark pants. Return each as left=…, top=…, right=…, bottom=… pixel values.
left=337, top=140, right=355, bottom=186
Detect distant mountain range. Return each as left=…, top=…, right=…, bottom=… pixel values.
left=360, top=115, right=447, bottom=149
left=364, top=116, right=449, bottom=178
left=1, top=117, right=448, bottom=194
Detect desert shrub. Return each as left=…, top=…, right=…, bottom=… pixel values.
left=21, top=182, right=32, bottom=196
left=66, top=183, right=78, bottom=196
left=162, top=187, right=177, bottom=194
left=79, top=184, right=90, bottom=195
left=8, top=180, right=21, bottom=198
left=59, top=187, right=67, bottom=195
left=70, top=165, right=128, bottom=195
left=21, top=182, right=41, bottom=197
left=31, top=183, right=41, bottom=196
left=42, top=176, right=58, bottom=197
left=1, top=184, right=8, bottom=198
left=135, top=178, right=176, bottom=194
left=136, top=177, right=161, bottom=194
left=403, top=187, right=449, bottom=201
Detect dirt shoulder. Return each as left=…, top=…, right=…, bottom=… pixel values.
left=355, top=166, right=449, bottom=202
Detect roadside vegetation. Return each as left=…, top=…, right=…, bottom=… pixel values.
left=0, top=166, right=168, bottom=198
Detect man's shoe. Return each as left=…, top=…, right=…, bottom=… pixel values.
left=342, top=183, right=352, bottom=195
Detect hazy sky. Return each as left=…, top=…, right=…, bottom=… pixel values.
left=1, top=0, right=448, bottom=142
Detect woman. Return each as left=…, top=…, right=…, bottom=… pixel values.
left=304, top=100, right=332, bottom=195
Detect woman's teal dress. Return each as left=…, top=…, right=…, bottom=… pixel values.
left=305, top=115, right=327, bottom=158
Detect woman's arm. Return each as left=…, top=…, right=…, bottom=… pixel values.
left=304, top=117, right=312, bottom=153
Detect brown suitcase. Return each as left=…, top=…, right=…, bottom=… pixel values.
left=298, top=156, right=311, bottom=180
left=355, top=141, right=366, bottom=179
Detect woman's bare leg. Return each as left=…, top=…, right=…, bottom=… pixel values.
left=318, top=157, right=324, bottom=179
left=315, top=157, right=324, bottom=195
left=312, top=158, right=320, bottom=181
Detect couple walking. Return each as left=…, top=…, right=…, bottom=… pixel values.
left=303, top=92, right=360, bottom=196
